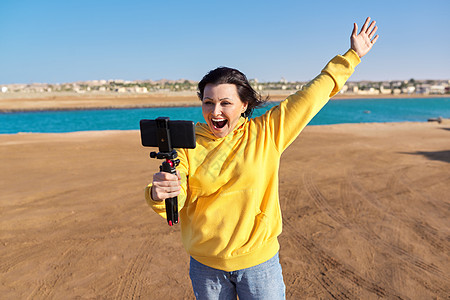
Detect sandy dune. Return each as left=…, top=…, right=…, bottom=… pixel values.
left=0, top=121, right=449, bottom=299
left=0, top=94, right=203, bottom=112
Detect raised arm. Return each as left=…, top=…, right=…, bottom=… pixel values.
left=261, top=18, right=379, bottom=152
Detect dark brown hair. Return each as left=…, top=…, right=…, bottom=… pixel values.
left=197, top=67, right=268, bottom=118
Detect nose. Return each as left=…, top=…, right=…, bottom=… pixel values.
left=212, top=103, right=222, bottom=116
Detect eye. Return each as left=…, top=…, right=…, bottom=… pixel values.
left=202, top=100, right=213, bottom=105
left=221, top=101, right=231, bottom=106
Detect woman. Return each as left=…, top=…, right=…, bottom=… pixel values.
left=146, top=17, right=379, bottom=299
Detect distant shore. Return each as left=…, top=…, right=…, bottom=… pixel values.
left=0, top=91, right=448, bottom=112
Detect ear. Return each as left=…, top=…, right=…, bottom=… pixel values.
left=242, top=102, right=248, bottom=113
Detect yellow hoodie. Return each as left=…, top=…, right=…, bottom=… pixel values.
left=145, top=49, right=361, bottom=271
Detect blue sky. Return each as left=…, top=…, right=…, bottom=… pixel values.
left=1, top=0, right=449, bottom=84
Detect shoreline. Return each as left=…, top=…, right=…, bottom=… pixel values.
left=2, top=120, right=449, bottom=136
left=0, top=93, right=448, bottom=113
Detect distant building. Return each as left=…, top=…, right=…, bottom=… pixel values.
left=1, top=86, right=8, bottom=93
left=380, top=85, right=392, bottom=94
left=430, top=85, right=446, bottom=94
left=115, top=87, right=126, bottom=93
left=402, top=86, right=416, bottom=94
left=135, top=87, right=148, bottom=93
left=416, top=84, right=431, bottom=94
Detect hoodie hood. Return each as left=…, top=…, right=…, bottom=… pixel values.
left=195, top=117, right=248, bottom=141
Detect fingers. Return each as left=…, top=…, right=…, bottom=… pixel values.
left=153, top=171, right=180, bottom=182
left=155, top=186, right=181, bottom=196
left=152, top=183, right=181, bottom=201
left=360, top=17, right=370, bottom=33
left=368, top=26, right=378, bottom=39
left=152, top=172, right=182, bottom=201
left=352, top=23, right=358, bottom=37
left=366, top=20, right=376, bottom=34
left=359, top=17, right=379, bottom=43
left=371, top=34, right=379, bottom=45
left=152, top=185, right=181, bottom=200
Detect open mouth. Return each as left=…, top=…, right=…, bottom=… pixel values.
left=212, top=118, right=228, bottom=129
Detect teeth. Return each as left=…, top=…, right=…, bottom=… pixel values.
left=211, top=118, right=227, bottom=130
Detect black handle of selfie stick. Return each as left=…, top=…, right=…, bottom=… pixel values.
left=161, top=159, right=179, bottom=226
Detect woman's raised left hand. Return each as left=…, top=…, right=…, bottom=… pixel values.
left=351, top=17, right=379, bottom=58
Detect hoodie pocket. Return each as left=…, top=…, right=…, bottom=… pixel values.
left=186, top=188, right=269, bottom=258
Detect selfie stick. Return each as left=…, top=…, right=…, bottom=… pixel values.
left=150, top=117, right=180, bottom=226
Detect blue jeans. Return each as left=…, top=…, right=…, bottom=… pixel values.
left=189, top=253, right=285, bottom=300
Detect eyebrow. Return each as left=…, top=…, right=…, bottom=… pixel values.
left=203, top=97, right=233, bottom=101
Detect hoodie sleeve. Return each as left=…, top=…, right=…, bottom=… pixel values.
left=261, top=49, right=360, bottom=153
left=144, top=148, right=188, bottom=219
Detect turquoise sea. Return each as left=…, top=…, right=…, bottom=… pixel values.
left=0, top=97, right=449, bottom=134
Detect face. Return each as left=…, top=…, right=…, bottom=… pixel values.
left=202, top=83, right=248, bottom=138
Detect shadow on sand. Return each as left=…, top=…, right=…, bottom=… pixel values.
left=402, top=150, right=450, bottom=163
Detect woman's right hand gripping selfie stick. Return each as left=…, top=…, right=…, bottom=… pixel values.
left=150, top=149, right=180, bottom=226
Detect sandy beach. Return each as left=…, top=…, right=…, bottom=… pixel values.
left=1, top=117, right=449, bottom=299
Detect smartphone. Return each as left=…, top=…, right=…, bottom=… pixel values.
left=140, top=118, right=196, bottom=149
